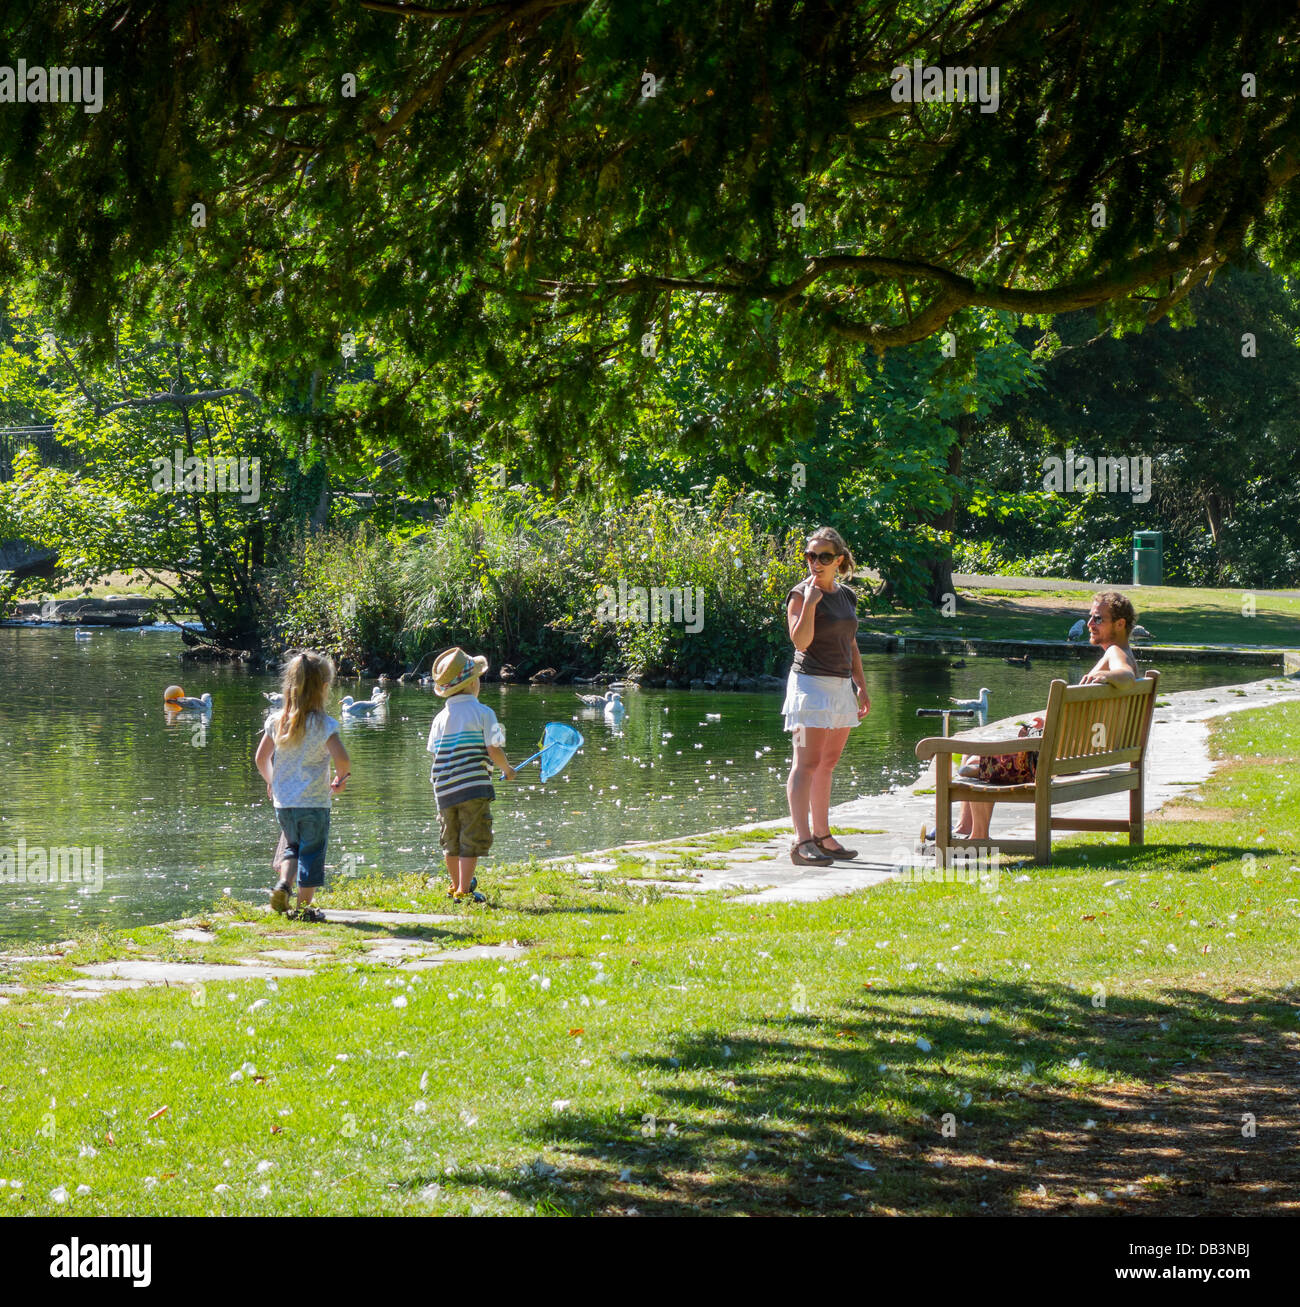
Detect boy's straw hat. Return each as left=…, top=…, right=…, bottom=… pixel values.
left=432, top=646, right=489, bottom=697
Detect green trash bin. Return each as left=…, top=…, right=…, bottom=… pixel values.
left=1133, top=531, right=1162, bottom=586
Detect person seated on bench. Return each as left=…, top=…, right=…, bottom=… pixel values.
left=953, top=591, right=1140, bottom=841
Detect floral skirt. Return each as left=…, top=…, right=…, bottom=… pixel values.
left=781, top=671, right=860, bottom=732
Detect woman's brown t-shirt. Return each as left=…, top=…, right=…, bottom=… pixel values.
left=787, top=583, right=858, bottom=678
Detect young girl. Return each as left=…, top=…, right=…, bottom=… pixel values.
left=254, top=651, right=350, bottom=921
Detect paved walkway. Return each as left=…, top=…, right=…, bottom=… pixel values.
left=572, top=672, right=1300, bottom=903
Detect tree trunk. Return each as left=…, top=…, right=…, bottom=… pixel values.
left=924, top=414, right=966, bottom=606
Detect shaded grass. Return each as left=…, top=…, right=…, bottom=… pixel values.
left=1, top=703, right=1298, bottom=1215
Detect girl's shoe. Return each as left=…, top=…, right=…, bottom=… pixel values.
left=270, top=880, right=293, bottom=914
left=790, top=840, right=833, bottom=866
left=812, top=835, right=858, bottom=860
left=451, top=888, right=487, bottom=904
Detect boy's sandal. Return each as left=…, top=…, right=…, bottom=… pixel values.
left=812, top=835, right=858, bottom=859
left=291, top=906, right=326, bottom=922
left=791, top=840, right=833, bottom=866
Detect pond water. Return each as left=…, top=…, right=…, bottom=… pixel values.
left=0, top=625, right=1269, bottom=943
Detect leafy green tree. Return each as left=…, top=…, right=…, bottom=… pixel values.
left=0, top=298, right=282, bottom=644
left=962, top=257, right=1300, bottom=585
left=1, top=1, right=1297, bottom=490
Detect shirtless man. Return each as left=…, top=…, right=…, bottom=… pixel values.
left=1077, top=590, right=1139, bottom=684
left=953, top=591, right=1139, bottom=840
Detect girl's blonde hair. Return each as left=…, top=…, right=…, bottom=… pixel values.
left=805, top=526, right=856, bottom=580
left=275, top=651, right=335, bottom=746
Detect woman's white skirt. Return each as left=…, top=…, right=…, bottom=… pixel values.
left=782, top=671, right=860, bottom=732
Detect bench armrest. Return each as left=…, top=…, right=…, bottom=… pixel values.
left=915, top=736, right=1043, bottom=762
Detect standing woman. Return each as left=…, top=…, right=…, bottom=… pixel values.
left=783, top=527, right=871, bottom=866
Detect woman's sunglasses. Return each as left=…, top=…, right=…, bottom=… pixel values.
left=805, top=550, right=839, bottom=566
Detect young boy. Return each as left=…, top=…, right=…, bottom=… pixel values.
left=426, top=646, right=516, bottom=903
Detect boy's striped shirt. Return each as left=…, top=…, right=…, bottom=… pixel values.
left=426, top=695, right=505, bottom=810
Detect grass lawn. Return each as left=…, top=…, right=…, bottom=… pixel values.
left=20, top=571, right=179, bottom=602
left=2, top=703, right=1298, bottom=1217
left=862, top=583, right=1300, bottom=649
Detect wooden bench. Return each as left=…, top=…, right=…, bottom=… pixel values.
left=914, top=672, right=1160, bottom=864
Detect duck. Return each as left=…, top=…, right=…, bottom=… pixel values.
left=1067, top=618, right=1088, bottom=641
left=530, top=667, right=559, bottom=684
left=340, top=686, right=389, bottom=716
left=1005, top=654, right=1031, bottom=669
left=165, top=689, right=212, bottom=712
left=949, top=658, right=967, bottom=669
left=576, top=690, right=617, bottom=709
left=949, top=687, right=991, bottom=714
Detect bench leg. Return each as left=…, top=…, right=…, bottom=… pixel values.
left=935, top=765, right=951, bottom=865
left=1129, top=775, right=1144, bottom=845
left=1034, top=784, right=1051, bottom=864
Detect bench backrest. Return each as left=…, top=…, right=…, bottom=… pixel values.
left=1039, top=671, right=1160, bottom=779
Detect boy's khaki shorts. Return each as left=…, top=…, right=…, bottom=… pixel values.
left=438, top=797, right=494, bottom=857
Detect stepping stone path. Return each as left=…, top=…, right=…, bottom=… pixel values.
left=1, top=904, right=530, bottom=1000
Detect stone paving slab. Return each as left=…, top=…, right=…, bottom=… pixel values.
left=318, top=909, right=459, bottom=926
left=75, top=960, right=315, bottom=983
left=172, top=928, right=216, bottom=943
left=362, top=937, right=436, bottom=962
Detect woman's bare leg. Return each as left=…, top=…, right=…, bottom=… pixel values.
left=966, top=801, right=994, bottom=839
left=809, top=726, right=851, bottom=845
left=787, top=726, right=828, bottom=844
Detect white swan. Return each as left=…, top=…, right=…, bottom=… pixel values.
left=74, top=628, right=93, bottom=639
left=263, top=691, right=284, bottom=708
left=604, top=693, right=625, bottom=722
left=1067, top=619, right=1088, bottom=641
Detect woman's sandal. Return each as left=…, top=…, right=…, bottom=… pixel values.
left=812, top=835, right=858, bottom=860
left=791, top=839, right=834, bottom=866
